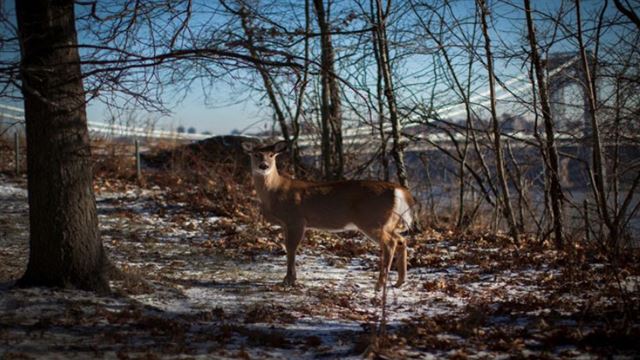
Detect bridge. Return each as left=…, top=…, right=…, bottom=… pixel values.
left=295, top=52, right=613, bottom=152
left=0, top=52, right=631, bottom=150
left=0, top=103, right=209, bottom=141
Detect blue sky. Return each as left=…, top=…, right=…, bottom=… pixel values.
left=86, top=86, right=264, bottom=135
left=83, top=0, right=615, bottom=135
left=0, top=0, right=265, bottom=135
left=2, top=0, right=624, bottom=135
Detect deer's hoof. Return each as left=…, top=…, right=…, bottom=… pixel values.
left=282, top=275, right=296, bottom=287
left=394, top=279, right=405, bottom=288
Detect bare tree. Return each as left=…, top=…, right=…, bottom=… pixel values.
left=313, top=0, right=344, bottom=180
left=15, top=0, right=109, bottom=292
left=477, top=0, right=520, bottom=244
left=613, top=0, right=640, bottom=30
left=574, top=0, right=640, bottom=251
left=369, top=2, right=390, bottom=182
left=576, top=0, right=611, bottom=247
left=371, top=0, right=409, bottom=187
left=223, top=0, right=307, bottom=174
left=2, top=0, right=636, bottom=253
left=409, top=0, right=482, bottom=230
left=523, top=0, right=565, bottom=249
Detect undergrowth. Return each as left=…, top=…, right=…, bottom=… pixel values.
left=1, top=137, right=637, bottom=357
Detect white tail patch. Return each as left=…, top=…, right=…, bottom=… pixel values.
left=393, top=188, right=413, bottom=230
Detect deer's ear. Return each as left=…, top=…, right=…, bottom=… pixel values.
left=241, top=142, right=255, bottom=153
left=273, top=141, right=288, bottom=154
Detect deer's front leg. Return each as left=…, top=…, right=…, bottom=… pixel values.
left=282, top=223, right=305, bottom=287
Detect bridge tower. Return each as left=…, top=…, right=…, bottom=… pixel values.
left=545, top=51, right=597, bottom=139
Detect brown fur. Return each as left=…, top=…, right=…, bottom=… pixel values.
left=245, top=141, right=414, bottom=289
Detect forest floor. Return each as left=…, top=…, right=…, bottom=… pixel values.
left=0, top=171, right=639, bottom=359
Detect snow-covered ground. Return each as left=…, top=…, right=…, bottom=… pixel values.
left=0, top=174, right=638, bottom=358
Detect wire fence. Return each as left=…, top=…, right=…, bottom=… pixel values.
left=0, top=103, right=209, bottom=141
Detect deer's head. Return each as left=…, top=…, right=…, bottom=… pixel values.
left=242, top=141, right=288, bottom=176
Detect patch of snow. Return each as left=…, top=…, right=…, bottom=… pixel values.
left=2, top=175, right=635, bottom=359
left=0, top=183, right=27, bottom=197
left=622, top=275, right=639, bottom=292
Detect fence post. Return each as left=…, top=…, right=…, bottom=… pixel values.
left=583, top=199, right=589, bottom=242
left=135, top=138, right=141, bottom=180
left=14, top=131, right=19, bottom=176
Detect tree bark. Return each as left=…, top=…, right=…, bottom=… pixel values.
left=373, top=0, right=408, bottom=188
left=234, top=4, right=304, bottom=173
left=370, top=11, right=390, bottom=182
left=575, top=0, right=614, bottom=248
left=15, top=0, right=109, bottom=293
left=290, top=0, right=312, bottom=178
left=313, top=0, right=343, bottom=180
left=237, top=8, right=290, bottom=141
left=477, top=0, right=520, bottom=244
left=524, top=0, right=565, bottom=249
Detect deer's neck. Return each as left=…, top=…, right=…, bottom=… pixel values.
left=253, top=168, right=286, bottom=202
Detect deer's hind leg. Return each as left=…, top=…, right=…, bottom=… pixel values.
left=392, top=232, right=407, bottom=288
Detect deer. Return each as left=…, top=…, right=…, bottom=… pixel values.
left=242, top=140, right=415, bottom=290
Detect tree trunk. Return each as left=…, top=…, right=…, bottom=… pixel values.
left=524, top=0, right=565, bottom=249
left=370, top=15, right=390, bottom=182
left=373, top=0, right=408, bottom=188
left=15, top=0, right=109, bottom=293
left=575, top=0, right=614, bottom=249
left=313, top=0, right=343, bottom=180
left=235, top=4, right=304, bottom=173
left=289, top=0, right=312, bottom=178
left=477, top=0, right=520, bottom=244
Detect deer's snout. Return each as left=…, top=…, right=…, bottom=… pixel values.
left=258, top=162, right=269, bottom=170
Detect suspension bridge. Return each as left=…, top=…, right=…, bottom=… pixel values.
left=0, top=52, right=632, bottom=149
left=0, top=103, right=209, bottom=141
